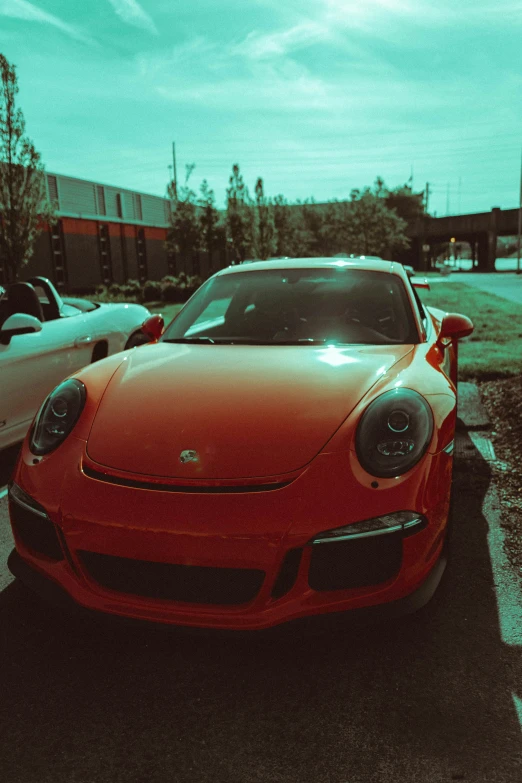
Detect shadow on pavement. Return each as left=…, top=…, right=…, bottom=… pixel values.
left=0, top=434, right=521, bottom=783
left=0, top=443, right=20, bottom=488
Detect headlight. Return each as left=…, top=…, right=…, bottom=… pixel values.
left=30, top=379, right=86, bottom=456
left=310, top=511, right=428, bottom=544
left=355, top=389, right=433, bottom=477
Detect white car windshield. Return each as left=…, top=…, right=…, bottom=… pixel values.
left=162, top=268, right=419, bottom=346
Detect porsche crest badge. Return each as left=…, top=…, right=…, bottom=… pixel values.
left=179, top=449, right=199, bottom=464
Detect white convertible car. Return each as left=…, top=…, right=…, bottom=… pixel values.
left=0, top=277, right=150, bottom=451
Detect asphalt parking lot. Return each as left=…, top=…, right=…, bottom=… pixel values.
left=1, top=430, right=521, bottom=783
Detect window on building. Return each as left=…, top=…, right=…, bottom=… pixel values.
left=134, top=194, right=143, bottom=221
left=49, top=221, right=68, bottom=290
left=97, top=185, right=106, bottom=216
left=98, top=223, right=113, bottom=284
left=136, top=228, right=148, bottom=283
left=116, top=193, right=123, bottom=219
left=47, top=175, right=59, bottom=207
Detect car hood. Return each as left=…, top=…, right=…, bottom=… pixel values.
left=86, top=342, right=413, bottom=480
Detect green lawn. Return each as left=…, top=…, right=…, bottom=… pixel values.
left=418, top=282, right=522, bottom=380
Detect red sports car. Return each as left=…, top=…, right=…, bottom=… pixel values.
left=7, top=259, right=473, bottom=630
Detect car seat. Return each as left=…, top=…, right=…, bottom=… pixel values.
left=6, top=282, right=45, bottom=322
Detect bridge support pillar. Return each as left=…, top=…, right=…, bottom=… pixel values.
left=477, top=233, right=496, bottom=271
left=476, top=208, right=499, bottom=271
left=476, top=231, right=497, bottom=271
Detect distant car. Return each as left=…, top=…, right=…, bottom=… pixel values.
left=7, top=258, right=473, bottom=630
left=348, top=254, right=383, bottom=261
left=338, top=254, right=416, bottom=277
left=0, top=276, right=150, bottom=451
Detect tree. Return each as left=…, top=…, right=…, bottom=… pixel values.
left=295, top=199, right=324, bottom=257
left=198, top=179, right=220, bottom=266
left=166, top=164, right=200, bottom=269
left=319, top=200, right=347, bottom=256
left=0, top=53, right=54, bottom=281
left=253, top=177, right=275, bottom=259
left=272, top=194, right=299, bottom=257
left=344, top=188, right=410, bottom=257
left=226, top=164, right=253, bottom=262
left=384, top=183, right=425, bottom=223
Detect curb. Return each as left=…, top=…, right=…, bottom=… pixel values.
left=457, top=381, right=491, bottom=430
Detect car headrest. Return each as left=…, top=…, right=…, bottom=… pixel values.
left=8, top=282, right=44, bottom=322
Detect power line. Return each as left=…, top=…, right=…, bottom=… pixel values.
left=87, top=149, right=520, bottom=180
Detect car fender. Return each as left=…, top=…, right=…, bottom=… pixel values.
left=81, top=303, right=151, bottom=353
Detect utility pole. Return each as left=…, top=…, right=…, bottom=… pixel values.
left=424, top=182, right=430, bottom=213
left=171, top=142, right=178, bottom=204
left=517, top=145, right=522, bottom=275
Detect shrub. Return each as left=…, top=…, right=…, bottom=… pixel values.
left=119, top=279, right=143, bottom=301
left=142, top=280, right=163, bottom=302
left=92, top=274, right=203, bottom=304
left=160, top=273, right=202, bottom=303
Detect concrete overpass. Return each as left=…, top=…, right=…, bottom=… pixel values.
left=407, top=207, right=520, bottom=271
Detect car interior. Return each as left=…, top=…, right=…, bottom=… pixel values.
left=0, top=282, right=44, bottom=329
left=0, top=277, right=98, bottom=330
left=173, top=270, right=419, bottom=345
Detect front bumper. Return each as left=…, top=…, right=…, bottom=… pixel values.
left=8, top=547, right=447, bottom=633
left=8, top=437, right=452, bottom=631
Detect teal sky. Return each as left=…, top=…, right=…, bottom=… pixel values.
left=1, top=0, right=521, bottom=215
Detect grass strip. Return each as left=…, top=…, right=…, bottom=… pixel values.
left=418, top=282, right=522, bottom=380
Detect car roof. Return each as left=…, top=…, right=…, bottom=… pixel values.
left=217, top=257, right=402, bottom=277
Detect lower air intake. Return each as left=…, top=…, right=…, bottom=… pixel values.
left=9, top=499, right=64, bottom=561
left=309, top=532, right=402, bottom=592
left=78, top=551, right=265, bottom=606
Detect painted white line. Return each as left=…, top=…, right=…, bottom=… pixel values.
left=485, top=483, right=522, bottom=647
left=469, top=432, right=509, bottom=471
left=469, top=432, right=497, bottom=462
left=0, top=487, right=8, bottom=501
left=513, top=694, right=522, bottom=726
left=470, top=434, right=522, bottom=648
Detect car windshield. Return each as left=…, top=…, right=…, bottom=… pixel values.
left=162, top=267, right=419, bottom=346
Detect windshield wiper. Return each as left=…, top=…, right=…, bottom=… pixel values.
left=163, top=337, right=216, bottom=344
left=278, top=338, right=329, bottom=344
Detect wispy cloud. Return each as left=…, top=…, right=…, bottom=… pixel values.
left=137, top=34, right=439, bottom=117
left=321, top=0, right=522, bottom=31
left=0, top=0, right=94, bottom=43
left=137, top=35, right=334, bottom=112
left=107, top=0, right=158, bottom=35
left=232, top=21, right=331, bottom=59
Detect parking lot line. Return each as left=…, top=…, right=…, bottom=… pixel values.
left=466, top=433, right=522, bottom=648
left=514, top=694, right=522, bottom=723
left=0, top=487, right=8, bottom=500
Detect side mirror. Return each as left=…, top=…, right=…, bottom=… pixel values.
left=0, top=313, right=43, bottom=345
left=141, top=314, right=164, bottom=342
left=412, top=277, right=430, bottom=290
left=438, top=312, right=474, bottom=344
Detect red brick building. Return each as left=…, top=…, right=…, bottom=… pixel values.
left=0, top=171, right=224, bottom=292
